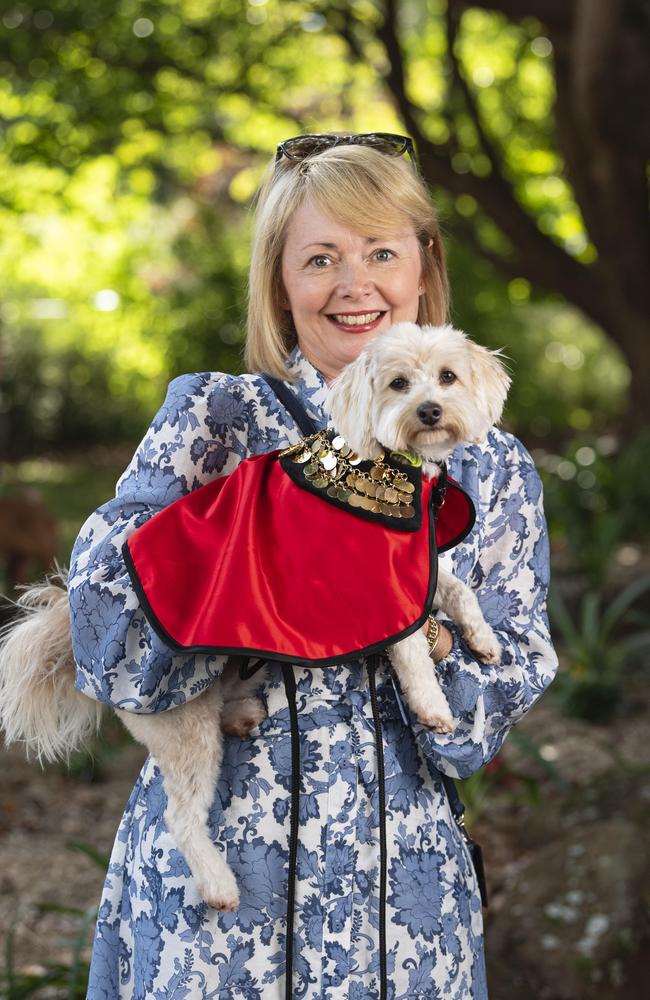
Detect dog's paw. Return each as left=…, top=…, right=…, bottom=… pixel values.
left=221, top=697, right=267, bottom=737
left=464, top=625, right=501, bottom=665
left=416, top=708, right=456, bottom=734
left=198, top=863, right=240, bottom=911
left=411, top=692, right=456, bottom=734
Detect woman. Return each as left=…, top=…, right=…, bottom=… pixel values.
left=69, top=132, right=558, bottom=999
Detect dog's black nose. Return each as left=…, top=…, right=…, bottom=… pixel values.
left=417, top=402, right=442, bottom=426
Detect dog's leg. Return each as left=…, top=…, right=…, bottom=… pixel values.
left=435, top=569, right=500, bottom=663
left=388, top=630, right=456, bottom=733
left=118, top=684, right=239, bottom=911
left=219, top=657, right=268, bottom=737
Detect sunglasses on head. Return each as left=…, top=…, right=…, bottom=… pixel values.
left=275, top=132, right=419, bottom=174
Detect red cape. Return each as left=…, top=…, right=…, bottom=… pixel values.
left=123, top=443, right=475, bottom=666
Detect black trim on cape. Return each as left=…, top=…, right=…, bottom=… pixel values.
left=120, top=479, right=441, bottom=669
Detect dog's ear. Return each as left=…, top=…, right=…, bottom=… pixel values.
left=325, top=350, right=381, bottom=459
left=466, top=341, right=511, bottom=439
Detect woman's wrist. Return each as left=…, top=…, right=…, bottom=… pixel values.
left=424, top=616, right=453, bottom=662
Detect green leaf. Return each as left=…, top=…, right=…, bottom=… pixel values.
left=65, top=840, right=110, bottom=869
left=580, top=591, right=601, bottom=642
left=33, top=902, right=86, bottom=917
left=548, top=587, right=580, bottom=648
left=601, top=573, right=650, bottom=634
left=66, top=907, right=96, bottom=1000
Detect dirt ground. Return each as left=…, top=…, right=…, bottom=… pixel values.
left=0, top=727, right=146, bottom=976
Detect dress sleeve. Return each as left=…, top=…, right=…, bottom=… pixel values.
left=412, top=431, right=559, bottom=779
left=68, top=371, right=253, bottom=713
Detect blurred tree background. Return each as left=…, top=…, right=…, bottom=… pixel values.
left=1, top=1, right=649, bottom=997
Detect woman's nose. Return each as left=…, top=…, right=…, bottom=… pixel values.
left=337, top=259, right=373, bottom=297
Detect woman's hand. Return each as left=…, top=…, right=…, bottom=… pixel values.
left=422, top=620, right=453, bottom=662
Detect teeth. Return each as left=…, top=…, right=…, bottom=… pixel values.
left=332, top=312, right=382, bottom=325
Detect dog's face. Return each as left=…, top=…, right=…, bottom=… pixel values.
left=325, top=322, right=511, bottom=462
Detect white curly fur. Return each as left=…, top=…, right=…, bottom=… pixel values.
left=0, top=566, right=103, bottom=765
left=327, top=322, right=511, bottom=732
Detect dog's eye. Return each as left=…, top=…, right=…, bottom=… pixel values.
left=389, top=377, right=410, bottom=391
left=440, top=369, right=457, bottom=385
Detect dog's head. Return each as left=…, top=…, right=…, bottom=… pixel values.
left=325, top=322, right=511, bottom=462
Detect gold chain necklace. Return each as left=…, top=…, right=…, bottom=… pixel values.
left=280, top=431, right=417, bottom=519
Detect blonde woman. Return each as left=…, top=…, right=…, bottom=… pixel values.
left=66, top=133, right=557, bottom=998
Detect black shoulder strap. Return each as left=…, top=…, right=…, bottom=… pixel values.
left=440, top=771, right=465, bottom=820
left=260, top=374, right=319, bottom=437
left=261, top=369, right=484, bottom=906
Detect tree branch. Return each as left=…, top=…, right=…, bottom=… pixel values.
left=444, top=3, right=504, bottom=178
left=376, top=0, right=610, bottom=327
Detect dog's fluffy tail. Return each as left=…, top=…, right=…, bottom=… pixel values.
left=0, top=565, right=103, bottom=764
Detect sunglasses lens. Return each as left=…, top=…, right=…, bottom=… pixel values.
left=351, top=134, right=407, bottom=155
left=280, top=136, right=336, bottom=160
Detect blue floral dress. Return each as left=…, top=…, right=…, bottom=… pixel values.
left=68, top=345, right=558, bottom=1000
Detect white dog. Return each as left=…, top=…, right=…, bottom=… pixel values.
left=0, top=322, right=509, bottom=911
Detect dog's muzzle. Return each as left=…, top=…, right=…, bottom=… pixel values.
left=416, top=401, right=442, bottom=426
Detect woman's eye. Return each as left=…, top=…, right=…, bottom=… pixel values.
left=309, top=255, right=331, bottom=267
left=389, top=377, right=410, bottom=391
left=440, top=370, right=457, bottom=385
left=374, top=248, right=395, bottom=261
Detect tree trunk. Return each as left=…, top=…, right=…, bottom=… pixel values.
left=443, top=0, right=650, bottom=429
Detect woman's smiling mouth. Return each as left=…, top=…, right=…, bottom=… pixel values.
left=326, top=310, right=387, bottom=331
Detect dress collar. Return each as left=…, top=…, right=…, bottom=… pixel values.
left=283, top=344, right=331, bottom=431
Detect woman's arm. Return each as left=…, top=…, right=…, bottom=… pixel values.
left=68, top=372, right=253, bottom=713
left=412, top=430, right=559, bottom=779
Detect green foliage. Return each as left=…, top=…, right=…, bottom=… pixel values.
left=0, top=0, right=631, bottom=451
left=456, top=729, right=568, bottom=827
left=445, top=234, right=629, bottom=442
left=540, top=429, right=650, bottom=584
left=548, top=574, right=650, bottom=723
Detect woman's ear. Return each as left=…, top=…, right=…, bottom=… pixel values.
left=325, top=351, right=381, bottom=459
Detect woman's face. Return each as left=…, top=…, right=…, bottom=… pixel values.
left=280, top=195, right=426, bottom=382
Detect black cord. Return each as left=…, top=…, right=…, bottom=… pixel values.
left=281, top=663, right=300, bottom=999
left=367, top=655, right=387, bottom=1000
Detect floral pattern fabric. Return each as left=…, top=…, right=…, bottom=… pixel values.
left=68, top=345, right=558, bottom=999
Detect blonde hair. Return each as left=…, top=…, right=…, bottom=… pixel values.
left=245, top=138, right=450, bottom=380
